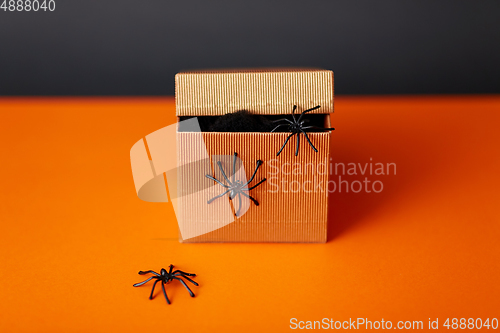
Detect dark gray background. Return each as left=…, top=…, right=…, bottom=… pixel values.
left=1, top=0, right=499, bottom=96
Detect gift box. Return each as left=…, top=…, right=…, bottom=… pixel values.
left=174, top=69, right=334, bottom=243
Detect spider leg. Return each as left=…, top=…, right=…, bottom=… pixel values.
left=172, top=270, right=196, bottom=277
left=276, top=133, right=295, bottom=156
left=291, top=105, right=297, bottom=122
left=232, top=152, right=237, bottom=184
left=216, top=161, right=232, bottom=186
left=271, top=118, right=293, bottom=124
left=271, top=123, right=288, bottom=132
left=235, top=192, right=242, bottom=217
left=301, top=129, right=318, bottom=152
left=133, top=276, right=155, bottom=287
left=138, top=270, right=160, bottom=276
left=301, top=125, right=335, bottom=131
left=297, top=105, right=321, bottom=122
left=173, top=277, right=195, bottom=297
left=241, top=191, right=259, bottom=206
left=234, top=192, right=241, bottom=217
left=245, top=178, right=266, bottom=190
left=205, top=175, right=230, bottom=188
left=161, top=281, right=171, bottom=304
left=207, top=189, right=230, bottom=204
left=168, top=265, right=174, bottom=275
left=172, top=273, right=199, bottom=286
left=149, top=279, right=161, bottom=300
left=295, top=132, right=301, bottom=156
left=242, top=160, right=263, bottom=186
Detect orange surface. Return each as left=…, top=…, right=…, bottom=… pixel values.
left=1, top=96, right=499, bottom=332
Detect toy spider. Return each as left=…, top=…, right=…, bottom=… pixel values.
left=205, top=152, right=266, bottom=217
left=271, top=105, right=335, bottom=156
left=133, top=265, right=198, bottom=304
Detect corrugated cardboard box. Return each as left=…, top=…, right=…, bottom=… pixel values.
left=175, top=69, right=333, bottom=242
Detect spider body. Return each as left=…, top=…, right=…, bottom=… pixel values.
left=271, top=105, right=335, bottom=156
left=133, top=265, right=198, bottom=304
left=205, top=152, right=266, bottom=217
left=229, top=180, right=245, bottom=198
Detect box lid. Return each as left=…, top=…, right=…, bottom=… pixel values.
left=175, top=68, right=334, bottom=116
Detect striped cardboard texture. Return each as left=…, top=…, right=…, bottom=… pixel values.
left=175, top=69, right=332, bottom=242
left=175, top=69, right=334, bottom=116
left=177, top=132, right=330, bottom=243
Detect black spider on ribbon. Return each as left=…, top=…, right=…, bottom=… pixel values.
left=271, top=105, right=335, bottom=156
left=205, top=152, right=266, bottom=217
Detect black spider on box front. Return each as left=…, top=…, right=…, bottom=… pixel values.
left=271, top=105, right=335, bottom=156
left=205, top=152, right=266, bottom=217
left=133, top=265, right=198, bottom=304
